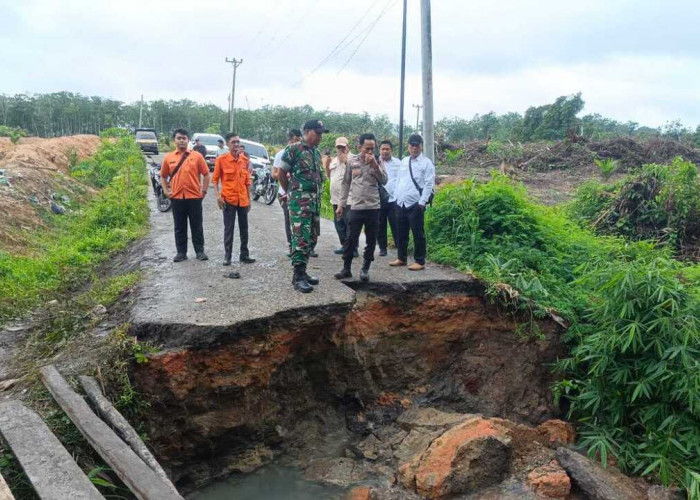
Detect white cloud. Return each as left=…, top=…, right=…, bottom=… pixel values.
left=1, top=0, right=699, bottom=128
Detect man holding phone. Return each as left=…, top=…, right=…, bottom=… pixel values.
left=334, top=133, right=388, bottom=282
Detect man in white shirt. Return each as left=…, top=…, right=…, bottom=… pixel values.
left=377, top=139, right=402, bottom=256
left=272, top=128, right=301, bottom=254
left=324, top=137, right=357, bottom=257
left=215, top=138, right=229, bottom=158
left=390, top=134, right=435, bottom=271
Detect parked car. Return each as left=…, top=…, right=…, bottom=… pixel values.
left=135, top=129, right=158, bottom=155
left=239, top=139, right=270, bottom=171
left=189, top=133, right=225, bottom=170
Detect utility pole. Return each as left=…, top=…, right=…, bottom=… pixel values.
left=420, top=0, right=434, bottom=162
left=412, top=104, right=423, bottom=132
left=225, top=57, right=243, bottom=132
left=397, top=0, right=408, bottom=159
left=138, top=94, right=143, bottom=128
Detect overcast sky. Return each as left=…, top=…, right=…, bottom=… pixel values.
left=1, top=0, right=699, bottom=128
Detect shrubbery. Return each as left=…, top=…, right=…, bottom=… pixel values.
left=426, top=172, right=700, bottom=496
left=569, top=157, right=700, bottom=254
left=0, top=137, right=148, bottom=320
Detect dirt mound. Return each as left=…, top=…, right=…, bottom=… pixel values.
left=0, top=135, right=101, bottom=253
left=444, top=137, right=700, bottom=173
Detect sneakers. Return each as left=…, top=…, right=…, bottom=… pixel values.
left=240, top=256, right=256, bottom=264
left=408, top=262, right=425, bottom=271
left=389, top=259, right=406, bottom=267
left=173, top=253, right=187, bottom=262
left=196, top=252, right=209, bottom=261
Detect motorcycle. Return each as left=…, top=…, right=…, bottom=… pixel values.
left=149, top=160, right=172, bottom=212
left=251, top=165, right=277, bottom=205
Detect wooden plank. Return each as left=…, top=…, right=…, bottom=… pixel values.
left=0, top=400, right=102, bottom=500
left=40, top=365, right=182, bottom=500
left=0, top=469, right=16, bottom=500
left=78, top=376, right=180, bottom=497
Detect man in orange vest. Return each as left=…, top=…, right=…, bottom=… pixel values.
left=211, top=132, right=257, bottom=266
left=160, top=128, right=211, bottom=262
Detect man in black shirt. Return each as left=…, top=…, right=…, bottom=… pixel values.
left=193, top=138, right=208, bottom=158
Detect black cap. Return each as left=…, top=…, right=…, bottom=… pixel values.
left=217, top=139, right=224, bottom=143
left=408, top=134, right=423, bottom=146
left=303, top=119, right=329, bottom=134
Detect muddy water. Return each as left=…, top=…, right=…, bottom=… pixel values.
left=188, top=466, right=346, bottom=500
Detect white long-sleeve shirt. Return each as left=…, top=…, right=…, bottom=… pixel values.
left=381, top=156, right=402, bottom=203
left=273, top=148, right=286, bottom=195
left=394, top=153, right=435, bottom=207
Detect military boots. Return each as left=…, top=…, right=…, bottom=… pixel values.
left=293, top=264, right=313, bottom=293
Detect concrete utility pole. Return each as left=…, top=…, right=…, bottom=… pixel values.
left=397, top=0, right=408, bottom=159
left=225, top=57, right=243, bottom=132
left=138, top=94, right=143, bottom=128
left=420, top=0, right=435, bottom=162
left=412, top=104, right=423, bottom=132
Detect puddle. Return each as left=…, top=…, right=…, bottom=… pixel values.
left=188, top=466, right=346, bottom=500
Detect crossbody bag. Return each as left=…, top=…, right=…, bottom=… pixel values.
left=408, top=157, right=434, bottom=205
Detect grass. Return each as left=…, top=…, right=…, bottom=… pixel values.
left=426, top=171, right=700, bottom=497
left=0, top=136, right=148, bottom=323
left=0, top=134, right=154, bottom=497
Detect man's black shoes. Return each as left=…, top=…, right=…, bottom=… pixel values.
left=334, top=247, right=344, bottom=255
left=378, top=249, right=388, bottom=257
left=304, top=272, right=320, bottom=285
left=310, top=251, right=319, bottom=258
left=196, top=252, right=209, bottom=261
left=334, top=268, right=352, bottom=280
left=222, top=258, right=231, bottom=266
left=241, top=256, right=256, bottom=264
left=360, top=268, right=370, bottom=282
left=173, top=253, right=187, bottom=262
left=353, top=249, right=360, bottom=258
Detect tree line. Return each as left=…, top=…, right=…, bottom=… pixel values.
left=1, top=91, right=698, bottom=146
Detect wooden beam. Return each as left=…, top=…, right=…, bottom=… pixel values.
left=78, top=376, right=180, bottom=497
left=40, top=365, right=182, bottom=500
left=0, top=400, right=102, bottom=500
left=0, top=469, right=16, bottom=500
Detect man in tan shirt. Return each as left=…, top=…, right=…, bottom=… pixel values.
left=334, top=133, right=387, bottom=282
left=325, top=136, right=355, bottom=255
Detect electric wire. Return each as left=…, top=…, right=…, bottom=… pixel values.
left=336, top=0, right=399, bottom=74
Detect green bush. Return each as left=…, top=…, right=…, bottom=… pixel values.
left=594, top=157, right=618, bottom=180
left=0, top=137, right=147, bottom=321
left=426, top=173, right=700, bottom=496
left=0, top=125, right=28, bottom=144
left=570, top=157, right=700, bottom=252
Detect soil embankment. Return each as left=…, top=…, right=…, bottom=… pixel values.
left=0, top=135, right=100, bottom=253
left=131, top=280, right=568, bottom=493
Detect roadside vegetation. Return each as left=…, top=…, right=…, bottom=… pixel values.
left=426, top=166, right=700, bottom=497
left=0, top=131, right=153, bottom=495
left=0, top=131, right=148, bottom=321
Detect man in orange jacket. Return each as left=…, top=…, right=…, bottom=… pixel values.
left=212, top=132, right=256, bottom=266
left=160, top=128, right=211, bottom=262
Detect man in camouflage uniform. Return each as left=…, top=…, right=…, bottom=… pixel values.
left=278, top=119, right=328, bottom=293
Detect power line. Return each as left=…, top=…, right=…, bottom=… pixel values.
left=292, top=0, right=385, bottom=86
left=336, top=0, right=399, bottom=74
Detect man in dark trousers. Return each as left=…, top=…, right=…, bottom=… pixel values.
left=272, top=128, right=302, bottom=255
left=160, top=128, right=211, bottom=262
left=334, top=133, right=388, bottom=282
left=211, top=132, right=256, bottom=266
left=377, top=139, right=402, bottom=256
left=390, top=134, right=435, bottom=271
